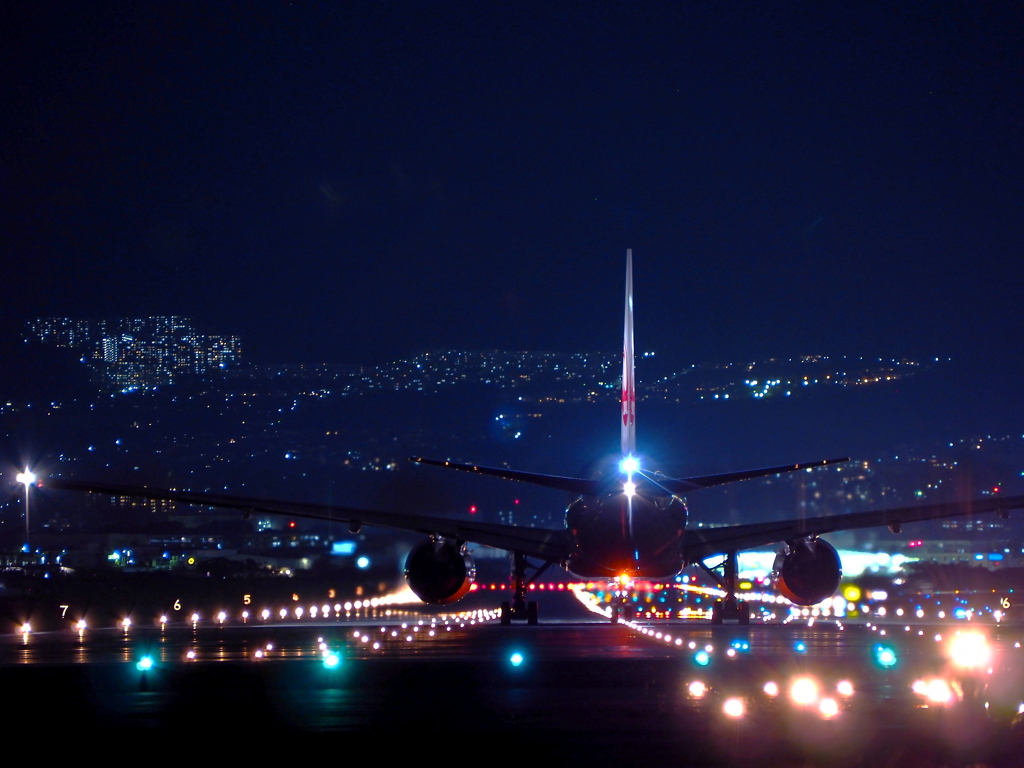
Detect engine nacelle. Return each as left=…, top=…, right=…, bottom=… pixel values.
left=404, top=539, right=476, bottom=604
left=773, top=538, right=842, bottom=606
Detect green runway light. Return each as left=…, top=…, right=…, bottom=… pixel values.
left=136, top=655, right=154, bottom=671
left=693, top=650, right=710, bottom=666
left=509, top=651, right=525, bottom=667
left=874, top=644, right=898, bottom=668
left=323, top=652, right=341, bottom=669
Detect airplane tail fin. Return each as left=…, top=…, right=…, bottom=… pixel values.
left=621, top=249, right=636, bottom=457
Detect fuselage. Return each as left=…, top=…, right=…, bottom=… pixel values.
left=565, top=487, right=687, bottom=579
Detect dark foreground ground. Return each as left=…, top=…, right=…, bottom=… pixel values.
left=3, top=601, right=1024, bottom=767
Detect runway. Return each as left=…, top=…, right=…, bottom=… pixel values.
left=3, top=592, right=1023, bottom=765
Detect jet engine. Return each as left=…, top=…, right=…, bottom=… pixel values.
left=404, top=539, right=476, bottom=604
left=773, top=538, right=842, bottom=606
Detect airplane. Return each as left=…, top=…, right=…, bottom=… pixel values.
left=45, top=250, right=1024, bottom=624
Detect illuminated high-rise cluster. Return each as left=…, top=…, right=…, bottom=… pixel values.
left=25, top=316, right=241, bottom=391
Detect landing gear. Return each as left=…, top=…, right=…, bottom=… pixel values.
left=699, top=549, right=751, bottom=625
left=710, top=599, right=750, bottom=625
left=500, top=551, right=554, bottom=625
left=526, top=601, right=538, bottom=626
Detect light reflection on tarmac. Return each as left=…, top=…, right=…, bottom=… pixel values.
left=2, top=596, right=1024, bottom=765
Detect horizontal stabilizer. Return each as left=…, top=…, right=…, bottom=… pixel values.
left=645, top=457, right=850, bottom=494
left=410, top=457, right=603, bottom=496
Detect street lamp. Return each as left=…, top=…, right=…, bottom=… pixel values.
left=15, top=469, right=36, bottom=546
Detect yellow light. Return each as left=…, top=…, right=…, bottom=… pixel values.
left=819, top=697, right=840, bottom=719
left=688, top=681, right=707, bottom=699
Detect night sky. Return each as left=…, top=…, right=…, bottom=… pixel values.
left=5, top=2, right=1023, bottom=369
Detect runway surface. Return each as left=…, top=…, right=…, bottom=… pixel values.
left=3, top=592, right=1023, bottom=765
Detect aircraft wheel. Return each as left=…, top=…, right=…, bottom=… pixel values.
left=526, top=601, right=538, bottom=625
left=500, top=601, right=512, bottom=625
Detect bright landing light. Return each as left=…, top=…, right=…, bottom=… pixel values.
left=722, top=698, right=745, bottom=718
left=949, top=631, right=991, bottom=669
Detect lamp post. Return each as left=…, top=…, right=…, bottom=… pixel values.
left=15, top=469, right=36, bottom=547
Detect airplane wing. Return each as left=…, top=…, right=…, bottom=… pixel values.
left=44, top=478, right=572, bottom=562
left=45, top=478, right=1024, bottom=573
left=642, top=457, right=849, bottom=494
left=681, top=493, right=1024, bottom=561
